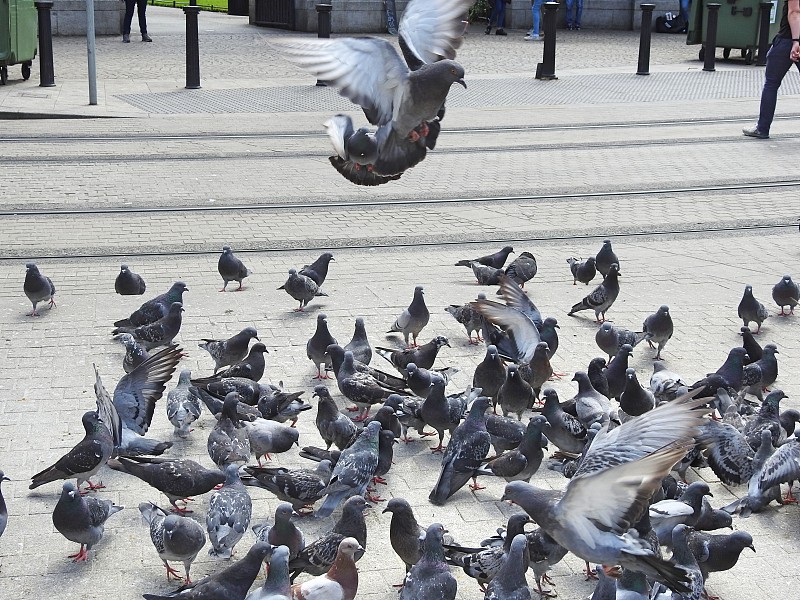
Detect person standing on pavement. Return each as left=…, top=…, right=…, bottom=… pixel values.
left=524, top=0, right=545, bottom=41
left=743, top=0, right=800, bottom=138
left=123, top=0, right=152, bottom=43
left=565, top=0, right=583, bottom=30
left=486, top=0, right=509, bottom=36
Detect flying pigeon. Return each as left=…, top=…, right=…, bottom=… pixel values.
left=344, top=317, right=372, bottom=365
left=399, top=523, right=457, bottom=600
left=115, top=264, right=146, bottom=295
left=23, top=262, right=56, bottom=316
left=199, top=327, right=259, bottom=374
left=772, top=274, right=799, bottom=316
left=738, top=284, right=769, bottom=333
left=456, top=246, right=515, bottom=269
left=387, top=285, right=430, bottom=347
left=207, top=464, right=253, bottom=559
left=115, top=332, right=150, bottom=374
left=242, top=461, right=332, bottom=515
left=252, top=503, right=305, bottom=560
left=113, top=281, right=187, bottom=328
left=167, top=370, right=203, bottom=438
left=218, top=245, right=252, bottom=292
left=290, top=537, right=362, bottom=600
left=595, top=239, right=620, bottom=277
left=567, top=256, right=596, bottom=285
left=281, top=268, right=327, bottom=312
left=473, top=290, right=541, bottom=364
left=52, top=481, right=122, bottom=562
left=246, top=544, right=292, bottom=600
left=299, top=252, right=335, bottom=287
left=568, top=263, right=621, bottom=322
left=140, top=502, right=206, bottom=584
left=112, top=302, right=184, bottom=350
left=504, top=251, right=537, bottom=288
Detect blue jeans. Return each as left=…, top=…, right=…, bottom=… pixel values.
left=757, top=38, right=800, bottom=134
left=490, top=0, right=506, bottom=29
left=531, top=0, right=544, bottom=36
left=679, top=0, right=690, bottom=22
left=124, top=0, right=148, bottom=36
left=565, top=0, right=583, bottom=27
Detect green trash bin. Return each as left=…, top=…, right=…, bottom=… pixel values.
left=0, top=0, right=37, bottom=85
left=687, top=0, right=786, bottom=64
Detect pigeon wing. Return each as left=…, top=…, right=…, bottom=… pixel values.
left=496, top=274, right=543, bottom=327
left=94, top=366, right=123, bottom=450
left=398, top=0, right=472, bottom=65
left=472, top=300, right=540, bottom=363
left=758, top=439, right=800, bottom=491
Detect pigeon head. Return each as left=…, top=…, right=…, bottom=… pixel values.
left=382, top=497, right=413, bottom=515
left=406, top=363, right=418, bottom=376
left=589, top=357, right=607, bottom=369
left=507, top=513, right=532, bottom=531
left=242, top=326, right=259, bottom=340
left=414, top=285, right=425, bottom=296
left=346, top=128, right=379, bottom=165
left=169, top=302, right=184, bottom=314
left=246, top=541, right=274, bottom=565
left=729, top=530, right=755, bottom=552
left=586, top=256, right=596, bottom=266
left=274, top=503, right=294, bottom=522
left=763, top=344, right=778, bottom=355
left=222, top=463, right=241, bottom=484
left=25, top=263, right=39, bottom=274
left=535, top=342, right=549, bottom=355
left=743, top=284, right=754, bottom=296
left=543, top=317, right=559, bottom=329
left=608, top=263, right=621, bottom=276
left=502, top=246, right=515, bottom=254
left=342, top=495, right=369, bottom=515
left=168, top=281, right=188, bottom=298
left=603, top=239, right=612, bottom=247
left=120, top=264, right=129, bottom=272
left=541, top=388, right=558, bottom=404
left=288, top=268, right=297, bottom=276
left=114, top=333, right=136, bottom=348
left=222, top=246, right=232, bottom=254
left=0, top=471, right=8, bottom=483
left=620, top=343, right=634, bottom=356
left=82, top=411, right=104, bottom=434
left=163, top=514, right=184, bottom=540
left=433, top=336, right=451, bottom=348
left=764, top=389, right=787, bottom=407
left=251, top=342, right=268, bottom=354
left=432, top=59, right=467, bottom=88
left=625, top=367, right=636, bottom=381
left=60, top=481, right=80, bottom=502
left=422, top=523, right=447, bottom=555
left=178, top=370, right=192, bottom=384
left=468, top=396, right=491, bottom=416
left=312, top=384, right=331, bottom=399
left=343, top=350, right=355, bottom=369
left=600, top=322, right=614, bottom=334
left=507, top=364, right=518, bottom=377
left=337, top=537, right=364, bottom=560
left=318, top=313, right=328, bottom=324
left=487, top=344, right=498, bottom=359
left=222, top=392, right=241, bottom=419
left=659, top=305, right=670, bottom=314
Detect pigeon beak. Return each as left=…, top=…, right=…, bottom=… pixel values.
left=749, top=545, right=756, bottom=552
left=68, top=490, right=77, bottom=499
left=255, top=336, right=261, bottom=341
left=555, top=324, right=560, bottom=329
left=381, top=507, right=390, bottom=514
left=1, top=476, right=9, bottom=482
left=707, top=492, right=714, bottom=498
left=456, top=78, right=467, bottom=89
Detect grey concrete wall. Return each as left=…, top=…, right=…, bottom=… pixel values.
left=51, top=0, right=125, bottom=36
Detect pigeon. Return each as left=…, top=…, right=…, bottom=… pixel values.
left=337, top=351, right=397, bottom=420
left=772, top=274, right=799, bottom=316
left=642, top=305, right=674, bottom=361
left=650, top=363, right=686, bottom=403
left=207, top=464, right=253, bottom=559
left=167, top=370, right=203, bottom=438
left=474, top=345, right=507, bottom=410
left=429, top=396, right=491, bottom=505
left=313, top=385, right=358, bottom=451
left=107, top=456, right=225, bottom=513
left=483, top=534, right=531, bottom=600
left=706, top=346, right=749, bottom=392
left=504, top=251, right=537, bottom=288
left=780, top=408, right=800, bottom=436
left=739, top=326, right=762, bottom=364
left=595, top=323, right=647, bottom=361
left=375, top=335, right=450, bottom=372
left=243, top=419, right=300, bottom=466
left=539, top=388, right=587, bottom=455
left=468, top=261, right=504, bottom=286
left=194, top=343, right=269, bottom=383
left=112, top=301, right=184, bottom=350
left=300, top=252, right=335, bottom=287
left=588, top=357, right=611, bottom=399
left=388, top=285, right=430, bottom=347
left=385, top=393, right=430, bottom=442
left=218, top=245, right=252, bottom=292
left=571, top=371, right=616, bottom=428
left=757, top=431, right=800, bottom=502
left=694, top=420, right=756, bottom=486
left=473, top=298, right=541, bottom=365
left=399, top=523, right=457, bottom=600
left=252, top=503, right=305, bottom=560
left=242, top=461, right=333, bottom=515
left=288, top=496, right=367, bottom=580
left=456, top=246, right=515, bottom=270
left=595, top=239, right=620, bottom=277
left=194, top=379, right=262, bottom=412
left=364, top=405, right=403, bottom=442
left=649, top=482, right=711, bottom=544
left=518, top=341, right=552, bottom=402
left=604, top=343, right=634, bottom=400
left=113, top=281, right=187, bottom=328
left=326, top=344, right=407, bottom=391
left=669, top=525, right=705, bottom=600
left=445, top=294, right=486, bottom=344
left=142, top=542, right=273, bottom=600
left=420, top=376, right=467, bottom=452
left=498, top=364, right=534, bottom=421
left=315, top=421, right=381, bottom=519
left=140, top=502, right=206, bottom=584
left=691, top=496, right=732, bottom=532
left=281, top=268, right=327, bottom=312
left=740, top=344, right=779, bottom=401
left=406, top=362, right=459, bottom=399
left=619, top=368, right=655, bottom=418
left=539, top=317, right=560, bottom=358
left=687, top=529, right=755, bottom=584
left=115, top=264, right=146, bottom=295
left=526, top=527, right=569, bottom=597
left=23, top=263, right=56, bottom=316
left=258, top=384, right=310, bottom=424
left=502, top=392, right=710, bottom=594
left=344, top=317, right=371, bottom=365
left=568, top=263, right=621, bottom=322
left=743, top=389, right=787, bottom=450
left=738, top=284, right=769, bottom=333
left=0, top=470, right=9, bottom=538
left=290, top=537, right=361, bottom=600
left=199, top=327, right=260, bottom=374
left=483, top=415, right=547, bottom=482
left=724, top=429, right=782, bottom=517
left=52, top=481, right=122, bottom=562
left=29, top=411, right=113, bottom=493
left=307, top=314, right=337, bottom=379
left=207, top=392, right=251, bottom=469
left=383, top=497, right=425, bottom=577
left=115, top=332, right=150, bottom=374
left=567, top=256, right=597, bottom=285
left=246, top=545, right=293, bottom=600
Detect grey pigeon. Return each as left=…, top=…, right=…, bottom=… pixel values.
left=383, top=497, right=425, bottom=577
left=112, top=301, right=184, bottom=350
left=281, top=268, right=327, bottom=312
left=242, top=461, right=332, bottom=515
left=473, top=297, right=541, bottom=364
left=400, top=523, right=457, bottom=600
left=470, top=261, right=504, bottom=286
left=194, top=381, right=262, bottom=414
left=693, top=496, right=733, bottom=532
left=502, top=392, right=710, bottom=594
left=526, top=527, right=568, bottom=597
left=595, top=322, right=646, bottom=361
left=107, top=456, right=225, bottom=513
left=115, top=264, right=146, bottom=295
left=738, top=284, right=769, bottom=333
left=194, top=342, right=269, bottom=383
left=289, top=537, right=361, bottom=600
left=337, top=350, right=397, bottom=420
left=363, top=404, right=403, bottom=441
left=694, top=420, right=755, bottom=485
left=344, top=317, right=372, bottom=364
left=326, top=343, right=407, bottom=390
left=649, top=482, right=711, bottom=545
left=743, top=389, right=787, bottom=449
left=739, top=326, right=763, bottom=364
left=498, top=364, right=534, bottom=421
left=571, top=371, right=616, bottom=428
left=29, top=411, right=113, bottom=493
left=243, top=419, right=299, bottom=466
left=246, top=545, right=292, bottom=600
left=518, top=341, right=552, bottom=402
left=52, top=481, right=122, bottom=562
left=484, top=534, right=531, bottom=600
left=206, top=464, right=252, bottom=559
left=142, top=541, right=272, bottom=600
left=115, top=332, right=150, bottom=374
left=619, top=368, right=655, bottom=418
left=207, top=392, right=251, bottom=469
left=199, top=327, right=259, bottom=374
left=757, top=431, right=800, bottom=502
left=385, top=393, right=431, bottom=442
left=252, top=503, right=305, bottom=560
left=315, top=421, right=381, bottom=519
left=780, top=408, right=800, bottom=436
left=772, top=274, right=799, bottom=316
left=407, top=362, right=450, bottom=399
left=113, top=281, right=187, bottom=328
left=474, top=345, right=506, bottom=410
left=288, top=495, right=367, bottom=580
left=588, top=357, right=611, bottom=398
left=445, top=293, right=486, bottom=344
left=595, top=239, right=620, bottom=277
left=218, top=245, right=252, bottom=292
left=723, top=429, right=782, bottom=517
left=504, top=251, right=537, bottom=288
left=257, top=383, right=309, bottom=423
left=687, top=529, right=754, bottom=584
left=23, top=263, right=56, bottom=316
left=313, top=385, right=358, bottom=451
left=167, top=370, right=203, bottom=438
left=483, top=415, right=547, bottom=482
left=588, top=565, right=616, bottom=600
left=650, top=363, right=686, bottom=403
left=388, top=285, right=430, bottom=347
left=376, top=335, right=450, bottom=372
left=643, top=305, right=674, bottom=360
left=604, top=343, right=634, bottom=400
left=307, top=313, right=337, bottom=379
left=616, top=568, right=650, bottom=600
left=429, top=396, right=491, bottom=505
left=456, top=246, right=515, bottom=269
left=669, top=525, right=704, bottom=600
left=568, top=263, right=621, bottom=322
left=711, top=346, right=749, bottom=392
left=539, top=388, right=587, bottom=455
left=740, top=343, right=778, bottom=401
left=539, top=317, right=560, bottom=358
left=567, top=256, right=596, bottom=285
left=374, top=428, right=398, bottom=486
left=0, top=470, right=9, bottom=538
left=140, top=502, right=206, bottom=584
left=299, top=252, right=335, bottom=287
left=420, top=376, right=467, bottom=452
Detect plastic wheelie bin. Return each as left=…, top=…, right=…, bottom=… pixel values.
left=0, top=0, right=37, bottom=85
left=687, top=0, right=786, bottom=64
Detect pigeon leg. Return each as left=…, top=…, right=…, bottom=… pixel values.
left=163, top=561, right=183, bottom=581
left=236, top=282, right=243, bottom=291
left=366, top=490, right=386, bottom=503
left=219, top=281, right=228, bottom=292
left=602, top=565, right=622, bottom=578
left=346, top=405, right=360, bottom=412
left=295, top=505, right=315, bottom=517
left=541, top=573, right=555, bottom=586
left=353, top=407, right=371, bottom=422
left=49, top=297, right=57, bottom=308
left=68, top=544, right=89, bottom=562
left=536, top=577, right=557, bottom=598
left=80, top=480, right=105, bottom=494
left=783, top=486, right=798, bottom=503
left=372, top=475, right=387, bottom=485
left=702, top=590, right=720, bottom=600
left=584, top=562, right=599, bottom=580
left=469, top=477, right=486, bottom=492
left=430, top=433, right=446, bottom=453
left=408, top=130, right=421, bottom=142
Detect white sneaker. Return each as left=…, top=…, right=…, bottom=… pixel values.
left=524, top=34, right=541, bottom=41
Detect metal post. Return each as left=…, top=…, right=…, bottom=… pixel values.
left=315, top=4, right=332, bottom=87
left=637, top=4, right=655, bottom=75
left=86, top=0, right=97, bottom=105
left=535, top=2, right=559, bottom=80
left=184, top=6, right=201, bottom=89
left=34, top=1, right=55, bottom=87
left=756, top=1, right=772, bottom=66
left=703, top=3, right=720, bottom=72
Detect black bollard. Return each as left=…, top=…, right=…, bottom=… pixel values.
left=34, top=0, right=55, bottom=87
left=184, top=6, right=201, bottom=89
left=637, top=4, right=656, bottom=75
left=535, top=2, right=559, bottom=80
left=703, top=3, right=720, bottom=72
left=756, top=1, right=772, bottom=66
left=315, top=4, right=332, bottom=86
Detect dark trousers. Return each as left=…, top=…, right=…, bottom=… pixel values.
left=489, top=0, right=506, bottom=29
left=757, top=37, right=800, bottom=134
left=124, top=0, right=148, bottom=35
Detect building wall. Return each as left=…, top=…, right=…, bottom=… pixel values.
left=50, top=0, right=124, bottom=36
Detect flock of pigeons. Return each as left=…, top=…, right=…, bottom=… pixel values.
left=10, top=236, right=799, bottom=600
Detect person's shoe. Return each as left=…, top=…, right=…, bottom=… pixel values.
left=495, top=29, right=507, bottom=36
left=524, top=34, right=541, bottom=41
left=142, top=33, right=152, bottom=42
left=485, top=25, right=491, bottom=35
left=567, top=23, right=573, bottom=30
left=122, top=34, right=130, bottom=43
left=742, top=126, right=769, bottom=139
